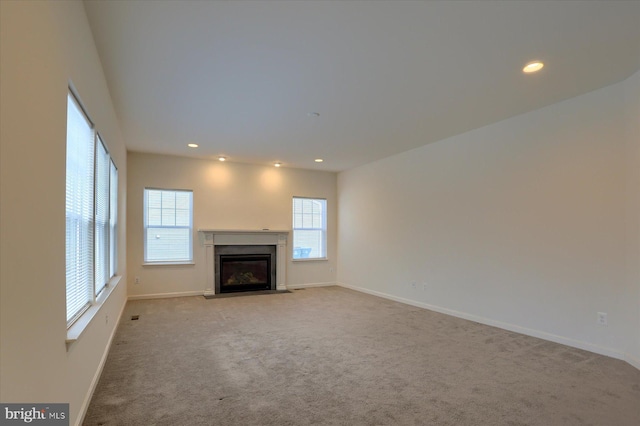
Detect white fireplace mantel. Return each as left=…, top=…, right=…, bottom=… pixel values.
left=198, top=229, right=289, bottom=296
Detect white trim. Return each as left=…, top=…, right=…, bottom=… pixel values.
left=66, top=276, right=122, bottom=345
left=287, top=281, right=335, bottom=289
left=128, top=290, right=204, bottom=301
left=336, top=281, right=636, bottom=367
left=142, top=262, right=195, bottom=266
left=625, top=353, right=640, bottom=370
left=292, top=257, right=328, bottom=262
left=75, top=293, right=126, bottom=426
left=198, top=228, right=290, bottom=234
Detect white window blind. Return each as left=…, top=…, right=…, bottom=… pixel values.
left=95, top=136, right=110, bottom=296
left=144, top=189, right=193, bottom=262
left=292, top=197, right=327, bottom=259
left=110, top=160, right=118, bottom=278
left=66, top=93, right=95, bottom=325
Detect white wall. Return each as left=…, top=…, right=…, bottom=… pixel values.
left=0, top=1, right=127, bottom=424
left=127, top=152, right=337, bottom=297
left=338, top=71, right=640, bottom=367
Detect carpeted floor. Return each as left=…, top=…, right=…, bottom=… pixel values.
left=84, top=286, right=640, bottom=425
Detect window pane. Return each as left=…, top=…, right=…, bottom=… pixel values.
left=147, top=190, right=162, bottom=208
left=175, top=192, right=190, bottom=209
left=66, top=93, right=94, bottom=325
left=293, top=230, right=324, bottom=259
left=148, top=208, right=162, bottom=226
left=161, top=209, right=176, bottom=226
left=95, top=137, right=110, bottom=295
left=146, top=228, right=191, bottom=261
left=110, top=160, right=118, bottom=277
left=161, top=191, right=175, bottom=209
left=175, top=208, right=189, bottom=226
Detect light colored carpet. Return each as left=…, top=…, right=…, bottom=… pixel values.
left=84, top=286, right=640, bottom=425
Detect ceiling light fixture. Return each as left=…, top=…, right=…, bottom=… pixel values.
left=187, top=143, right=198, bottom=148
left=218, top=156, right=226, bottom=162
left=274, top=162, right=282, bottom=168
left=523, top=61, right=544, bottom=73
left=314, top=158, right=324, bottom=163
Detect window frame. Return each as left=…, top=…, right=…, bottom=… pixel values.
left=143, top=188, right=194, bottom=265
left=292, top=196, right=327, bottom=261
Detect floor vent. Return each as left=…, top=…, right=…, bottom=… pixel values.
left=131, top=315, right=139, bottom=320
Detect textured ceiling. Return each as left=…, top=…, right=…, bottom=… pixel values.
left=84, top=0, right=640, bottom=172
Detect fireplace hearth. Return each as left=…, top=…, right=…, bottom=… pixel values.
left=215, top=245, right=277, bottom=294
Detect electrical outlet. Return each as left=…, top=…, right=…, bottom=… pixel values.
left=597, top=312, right=607, bottom=326
left=105, top=314, right=109, bottom=325
left=135, top=277, right=140, bottom=284
left=411, top=281, right=417, bottom=289
left=423, top=283, right=428, bottom=291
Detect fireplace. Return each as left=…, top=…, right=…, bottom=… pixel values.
left=215, top=245, right=277, bottom=294
left=199, top=229, right=289, bottom=296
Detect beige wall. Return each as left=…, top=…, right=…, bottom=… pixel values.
left=338, top=71, right=640, bottom=368
left=624, top=70, right=640, bottom=365
left=127, top=152, right=337, bottom=297
left=0, top=1, right=128, bottom=425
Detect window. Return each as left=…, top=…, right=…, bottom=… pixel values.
left=109, top=160, right=118, bottom=277
left=144, top=189, right=193, bottom=263
left=66, top=92, right=118, bottom=327
left=292, top=197, right=327, bottom=260
left=94, top=136, right=110, bottom=295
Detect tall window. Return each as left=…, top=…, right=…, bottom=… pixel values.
left=66, top=92, right=118, bottom=327
left=94, top=137, right=110, bottom=295
left=292, top=197, right=327, bottom=260
left=109, top=160, right=118, bottom=277
left=144, top=189, right=193, bottom=263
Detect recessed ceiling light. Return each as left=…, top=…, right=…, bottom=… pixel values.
left=218, top=156, right=226, bottom=162
left=307, top=112, right=320, bottom=117
left=187, top=143, right=198, bottom=148
left=274, top=162, right=282, bottom=168
left=314, top=158, right=324, bottom=163
left=523, top=61, right=544, bottom=73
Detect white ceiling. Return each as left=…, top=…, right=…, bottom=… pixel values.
left=84, top=0, right=640, bottom=172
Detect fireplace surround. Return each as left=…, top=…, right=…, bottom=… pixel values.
left=199, top=229, right=289, bottom=296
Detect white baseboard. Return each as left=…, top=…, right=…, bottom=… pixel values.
left=287, top=281, right=336, bottom=290
left=336, top=282, right=635, bottom=368
left=128, top=290, right=204, bottom=300
left=75, top=294, right=127, bottom=426
left=625, top=353, right=640, bottom=370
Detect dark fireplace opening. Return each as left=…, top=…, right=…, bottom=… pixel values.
left=215, top=245, right=277, bottom=294
left=220, top=255, right=270, bottom=293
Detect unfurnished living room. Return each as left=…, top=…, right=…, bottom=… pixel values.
left=1, top=1, right=639, bottom=425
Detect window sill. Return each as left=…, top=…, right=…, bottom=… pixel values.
left=142, top=262, right=195, bottom=266
left=66, top=275, right=121, bottom=348
left=292, top=257, right=328, bottom=262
